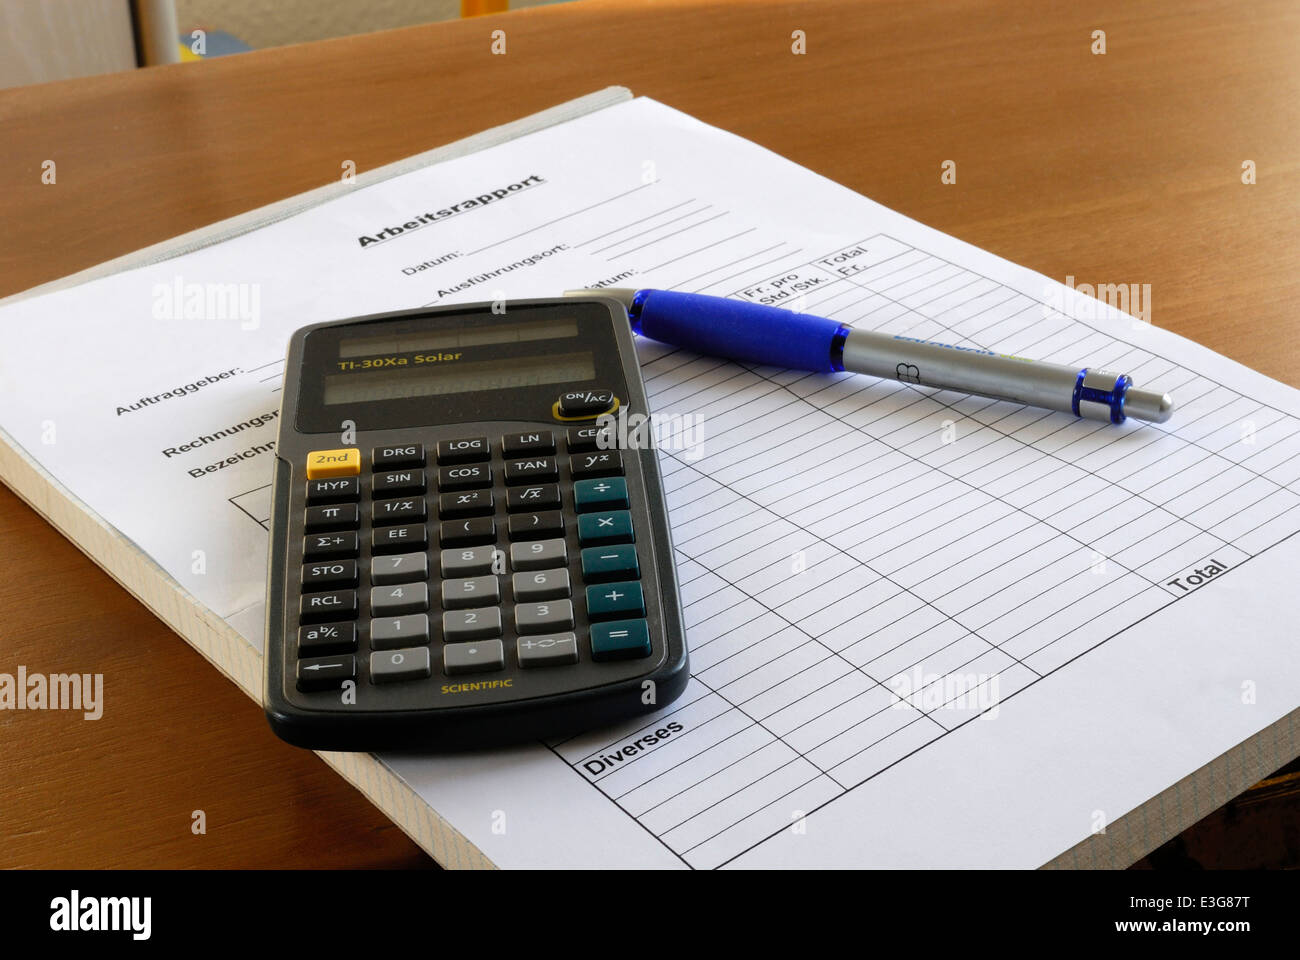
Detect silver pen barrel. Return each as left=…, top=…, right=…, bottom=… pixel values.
left=840, top=328, right=1174, bottom=424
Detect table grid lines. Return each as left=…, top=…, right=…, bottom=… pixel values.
left=547, top=229, right=1300, bottom=869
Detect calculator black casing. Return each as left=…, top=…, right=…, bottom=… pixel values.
left=263, top=298, right=689, bottom=751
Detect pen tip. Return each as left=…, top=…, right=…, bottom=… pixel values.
left=1126, top=390, right=1175, bottom=424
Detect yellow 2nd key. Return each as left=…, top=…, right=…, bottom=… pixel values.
left=305, top=448, right=360, bottom=479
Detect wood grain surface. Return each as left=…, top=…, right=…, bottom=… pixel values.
left=1, top=0, right=1296, bottom=868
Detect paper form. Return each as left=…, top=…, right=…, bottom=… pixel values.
left=3, top=97, right=1299, bottom=868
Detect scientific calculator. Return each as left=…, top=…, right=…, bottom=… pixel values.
left=263, top=298, right=689, bottom=750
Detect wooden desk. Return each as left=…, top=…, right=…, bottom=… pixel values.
left=2, top=0, right=1296, bottom=868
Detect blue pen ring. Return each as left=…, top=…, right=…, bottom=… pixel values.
left=1073, top=369, right=1133, bottom=423
left=829, top=324, right=851, bottom=373
left=1110, top=374, right=1132, bottom=424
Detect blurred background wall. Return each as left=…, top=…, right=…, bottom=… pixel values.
left=175, top=0, right=559, bottom=48
left=0, top=0, right=566, bottom=89
left=0, top=0, right=137, bottom=87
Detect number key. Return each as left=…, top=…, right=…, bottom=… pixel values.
left=442, top=576, right=500, bottom=609
left=370, top=552, right=428, bottom=585
left=511, top=568, right=570, bottom=602
left=370, top=583, right=429, bottom=617
left=510, top=539, right=567, bottom=571
left=515, top=599, right=575, bottom=635
left=370, top=614, right=431, bottom=650
left=442, top=608, right=502, bottom=643
left=440, top=545, right=500, bottom=577
left=370, top=647, right=432, bottom=684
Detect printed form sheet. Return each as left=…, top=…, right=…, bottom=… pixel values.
left=2, top=98, right=1299, bottom=868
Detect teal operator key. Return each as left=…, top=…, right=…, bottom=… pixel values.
left=580, top=544, right=639, bottom=582
left=577, top=509, right=634, bottom=545
left=586, top=581, right=645, bottom=620
left=573, top=477, right=629, bottom=512
left=591, top=620, right=652, bottom=661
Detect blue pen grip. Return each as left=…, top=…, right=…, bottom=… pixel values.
left=634, top=291, right=844, bottom=373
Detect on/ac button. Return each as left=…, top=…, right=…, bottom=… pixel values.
left=555, top=388, right=618, bottom=420
left=306, top=448, right=361, bottom=479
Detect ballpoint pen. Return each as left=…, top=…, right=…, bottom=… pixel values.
left=566, top=288, right=1174, bottom=425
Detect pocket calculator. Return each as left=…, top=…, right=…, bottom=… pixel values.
left=263, top=298, right=689, bottom=750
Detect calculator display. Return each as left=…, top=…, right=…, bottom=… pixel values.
left=338, top=318, right=578, bottom=358
left=322, top=352, right=595, bottom=404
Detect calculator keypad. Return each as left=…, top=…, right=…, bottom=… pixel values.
left=289, top=422, right=659, bottom=697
